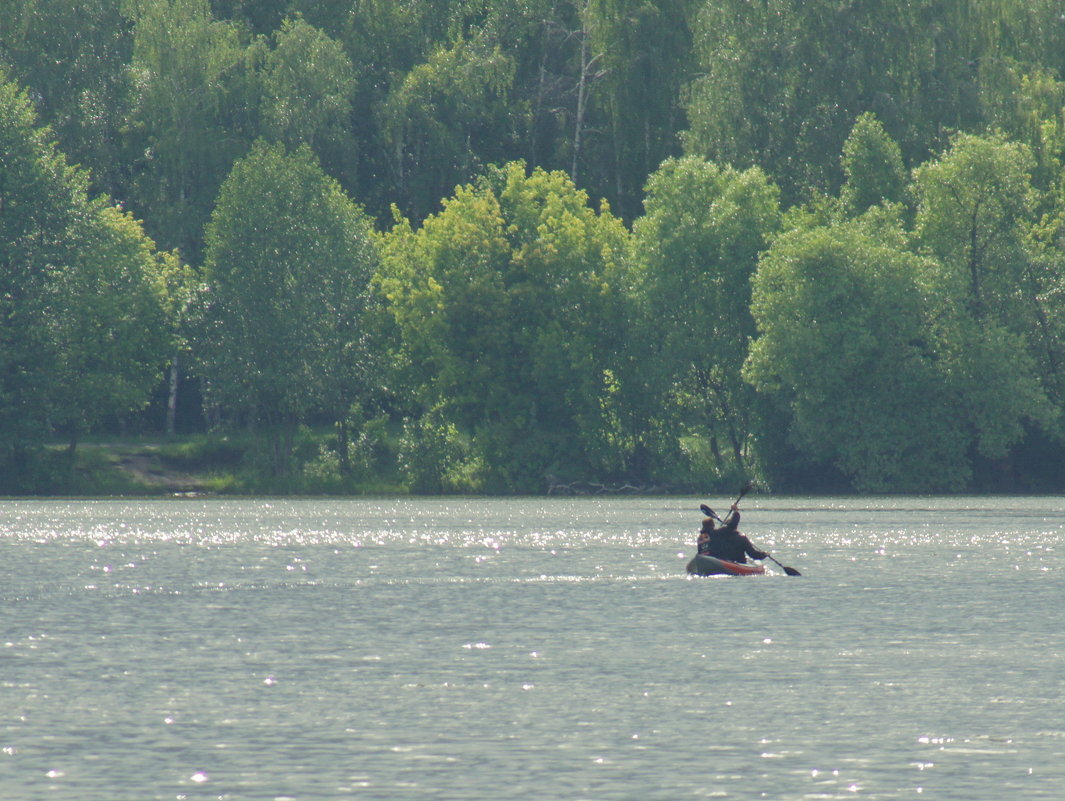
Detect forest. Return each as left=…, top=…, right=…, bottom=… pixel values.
left=4, top=0, right=1065, bottom=495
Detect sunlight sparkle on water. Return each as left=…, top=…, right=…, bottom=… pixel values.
left=2, top=496, right=1063, bottom=801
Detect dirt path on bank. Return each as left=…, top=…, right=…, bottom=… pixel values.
left=114, top=451, right=204, bottom=492
left=80, top=443, right=211, bottom=494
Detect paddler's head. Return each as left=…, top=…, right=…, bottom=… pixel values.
left=700, top=517, right=716, bottom=534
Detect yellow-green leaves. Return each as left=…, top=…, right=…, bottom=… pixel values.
left=378, top=161, right=632, bottom=491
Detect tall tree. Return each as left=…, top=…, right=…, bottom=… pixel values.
left=196, top=141, right=379, bottom=476
left=630, top=156, right=780, bottom=480
left=745, top=211, right=969, bottom=491
left=584, top=0, right=695, bottom=219
left=0, top=0, right=133, bottom=196
left=377, top=37, right=516, bottom=220
left=47, top=203, right=171, bottom=448
left=913, top=132, right=1036, bottom=320
left=124, top=0, right=252, bottom=261
left=0, top=73, right=169, bottom=487
left=683, top=0, right=1065, bottom=204
left=378, top=161, right=631, bottom=492
left=259, top=15, right=358, bottom=189
left=0, top=74, right=83, bottom=463
left=840, top=112, right=907, bottom=216
left=912, top=132, right=1058, bottom=463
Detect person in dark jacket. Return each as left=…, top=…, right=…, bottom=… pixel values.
left=719, top=504, right=740, bottom=532
left=697, top=504, right=768, bottom=564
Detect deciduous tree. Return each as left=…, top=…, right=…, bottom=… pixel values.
left=48, top=203, right=170, bottom=446
left=0, top=74, right=169, bottom=486
left=912, top=133, right=1058, bottom=462
left=125, top=0, right=252, bottom=260
left=0, top=0, right=132, bottom=195
left=630, top=156, right=780, bottom=479
left=378, top=38, right=515, bottom=220
left=745, top=212, right=968, bottom=491
left=259, top=15, right=357, bottom=188
left=196, top=141, right=379, bottom=476
left=840, top=112, right=907, bottom=216
left=378, top=161, right=631, bottom=491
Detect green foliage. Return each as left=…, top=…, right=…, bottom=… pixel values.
left=913, top=132, right=1036, bottom=318
left=912, top=132, right=1058, bottom=455
left=379, top=37, right=516, bottom=220
left=0, top=76, right=83, bottom=455
left=684, top=1, right=1065, bottom=204
left=162, top=432, right=245, bottom=468
left=125, top=0, right=253, bottom=260
left=379, top=161, right=632, bottom=492
left=47, top=203, right=171, bottom=442
left=630, top=156, right=781, bottom=477
left=746, top=213, right=970, bottom=491
left=196, top=140, right=380, bottom=474
left=0, top=0, right=132, bottom=195
left=0, top=72, right=169, bottom=490
left=583, top=0, right=696, bottom=218
left=7, top=1, right=1065, bottom=493
left=259, top=15, right=357, bottom=187
left=303, top=406, right=397, bottom=491
left=840, top=113, right=907, bottom=216
left=398, top=410, right=480, bottom=494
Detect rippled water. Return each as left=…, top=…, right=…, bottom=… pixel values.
left=1, top=496, right=1062, bottom=800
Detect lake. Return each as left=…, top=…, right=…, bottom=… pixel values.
left=1, top=496, right=1062, bottom=800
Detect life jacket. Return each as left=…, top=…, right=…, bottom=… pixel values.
left=697, top=531, right=712, bottom=555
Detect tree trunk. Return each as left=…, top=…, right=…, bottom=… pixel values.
left=166, top=352, right=180, bottom=436
left=571, top=5, right=602, bottom=184
left=572, top=24, right=589, bottom=183
left=337, top=418, right=351, bottom=476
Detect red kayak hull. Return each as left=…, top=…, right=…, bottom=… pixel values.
left=686, top=554, right=766, bottom=576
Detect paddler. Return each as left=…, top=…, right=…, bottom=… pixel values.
left=697, top=503, right=769, bottom=564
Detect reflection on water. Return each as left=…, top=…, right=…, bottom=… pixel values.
left=1, top=497, right=1062, bottom=800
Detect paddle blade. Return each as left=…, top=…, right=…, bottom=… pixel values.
left=767, top=554, right=801, bottom=576
left=701, top=504, right=724, bottom=522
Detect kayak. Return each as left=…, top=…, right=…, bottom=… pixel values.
left=686, top=554, right=767, bottom=577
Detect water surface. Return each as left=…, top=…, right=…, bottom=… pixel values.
left=1, top=496, right=1062, bottom=799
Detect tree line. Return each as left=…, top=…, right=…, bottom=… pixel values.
left=3, top=0, right=1065, bottom=494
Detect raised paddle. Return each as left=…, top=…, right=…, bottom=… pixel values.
left=698, top=479, right=758, bottom=521
left=699, top=482, right=802, bottom=576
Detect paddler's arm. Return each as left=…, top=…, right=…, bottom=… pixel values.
left=721, top=504, right=740, bottom=531
left=743, top=536, right=769, bottom=561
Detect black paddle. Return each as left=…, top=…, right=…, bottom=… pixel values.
left=699, top=481, right=802, bottom=576
left=699, top=479, right=754, bottom=522
left=766, top=554, right=801, bottom=577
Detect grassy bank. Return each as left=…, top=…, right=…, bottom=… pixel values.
left=19, top=428, right=730, bottom=498
left=55, top=431, right=405, bottom=497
